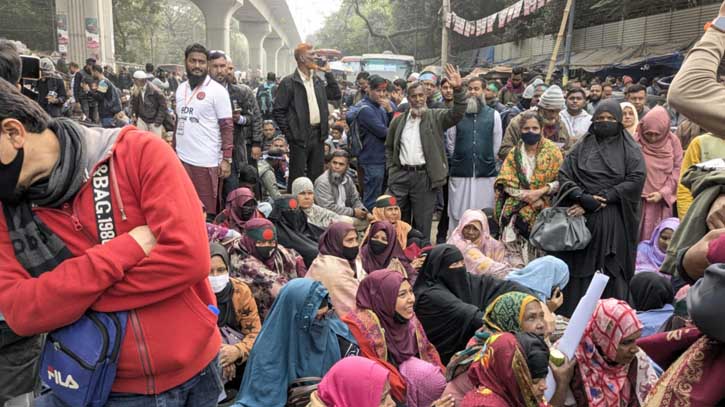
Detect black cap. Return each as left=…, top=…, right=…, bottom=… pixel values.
left=85, top=57, right=96, bottom=65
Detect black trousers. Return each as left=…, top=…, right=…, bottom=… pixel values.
left=0, top=322, right=41, bottom=404
left=387, top=168, right=437, bottom=240
left=288, top=127, right=324, bottom=192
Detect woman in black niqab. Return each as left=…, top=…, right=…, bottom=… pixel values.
left=553, top=99, right=646, bottom=317
left=413, top=244, right=527, bottom=364
left=268, top=195, right=324, bottom=267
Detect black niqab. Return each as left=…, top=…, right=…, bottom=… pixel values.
left=268, top=196, right=324, bottom=268
left=413, top=244, right=528, bottom=364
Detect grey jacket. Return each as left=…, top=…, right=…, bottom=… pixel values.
left=385, top=87, right=467, bottom=189
left=313, top=170, right=364, bottom=217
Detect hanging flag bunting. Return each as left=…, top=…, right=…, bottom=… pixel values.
left=476, top=18, right=486, bottom=36
left=446, top=0, right=553, bottom=38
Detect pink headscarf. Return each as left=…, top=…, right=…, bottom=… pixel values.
left=447, top=209, right=506, bottom=274
left=317, top=356, right=390, bottom=407
left=634, top=106, right=683, bottom=205
left=399, top=358, right=447, bottom=407
left=574, top=299, right=656, bottom=407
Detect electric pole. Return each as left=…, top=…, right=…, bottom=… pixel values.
left=442, top=0, right=450, bottom=66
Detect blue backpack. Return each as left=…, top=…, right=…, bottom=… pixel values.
left=345, top=102, right=369, bottom=157
left=40, top=312, right=128, bottom=406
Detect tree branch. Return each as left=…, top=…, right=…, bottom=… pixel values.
left=351, top=0, right=436, bottom=53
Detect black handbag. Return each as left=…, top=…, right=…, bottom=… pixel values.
left=529, top=181, right=592, bottom=252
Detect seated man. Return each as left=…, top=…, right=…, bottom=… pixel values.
left=258, top=148, right=287, bottom=201
left=314, top=149, right=371, bottom=228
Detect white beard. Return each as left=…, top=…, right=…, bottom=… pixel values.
left=410, top=106, right=428, bottom=118
left=466, top=95, right=486, bottom=114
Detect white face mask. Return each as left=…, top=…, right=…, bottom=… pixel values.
left=208, top=273, right=230, bottom=293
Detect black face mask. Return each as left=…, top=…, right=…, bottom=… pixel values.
left=448, top=266, right=465, bottom=275
left=256, top=246, right=276, bottom=260
left=0, top=148, right=25, bottom=204
left=369, top=240, right=387, bottom=255
left=237, top=203, right=257, bottom=221
left=521, top=131, right=542, bottom=146
left=342, top=246, right=359, bottom=261
left=591, top=121, right=620, bottom=139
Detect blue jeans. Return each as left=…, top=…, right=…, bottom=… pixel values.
left=362, top=164, right=385, bottom=211
left=101, top=117, right=116, bottom=128
left=36, top=358, right=223, bottom=407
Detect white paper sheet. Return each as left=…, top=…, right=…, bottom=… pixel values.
left=544, top=272, right=610, bottom=401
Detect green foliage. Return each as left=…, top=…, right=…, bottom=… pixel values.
left=0, top=0, right=56, bottom=51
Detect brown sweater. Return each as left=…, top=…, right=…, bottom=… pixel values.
left=229, top=278, right=261, bottom=363
left=668, top=27, right=725, bottom=137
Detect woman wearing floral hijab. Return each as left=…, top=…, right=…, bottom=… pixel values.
left=228, top=218, right=306, bottom=319
left=633, top=106, right=683, bottom=241
left=447, top=209, right=510, bottom=278
left=550, top=299, right=658, bottom=407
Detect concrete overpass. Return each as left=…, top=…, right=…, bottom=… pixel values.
left=189, top=0, right=302, bottom=77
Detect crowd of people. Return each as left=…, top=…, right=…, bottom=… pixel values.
left=1, top=3, right=725, bottom=407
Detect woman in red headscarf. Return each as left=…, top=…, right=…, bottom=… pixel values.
left=633, top=106, right=683, bottom=241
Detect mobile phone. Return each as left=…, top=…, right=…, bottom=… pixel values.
left=21, top=55, right=40, bottom=80
left=314, top=57, right=327, bottom=67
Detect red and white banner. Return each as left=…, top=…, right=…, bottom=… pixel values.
left=446, top=0, right=552, bottom=38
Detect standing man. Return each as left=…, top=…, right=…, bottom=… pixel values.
left=36, top=57, right=67, bottom=118
left=586, top=82, right=603, bottom=114
left=352, top=71, right=370, bottom=105
left=273, top=43, right=341, bottom=190
left=0, top=78, right=222, bottom=406
left=130, top=70, right=167, bottom=137
left=355, top=75, right=395, bottom=210
left=626, top=83, right=650, bottom=118
left=175, top=43, right=234, bottom=217
left=207, top=50, right=263, bottom=199
left=257, top=72, right=277, bottom=120
left=447, top=76, right=502, bottom=231
left=484, top=81, right=507, bottom=113
left=385, top=64, right=466, bottom=239
left=90, top=64, right=122, bottom=128
left=74, top=58, right=98, bottom=123
left=559, top=87, right=592, bottom=140
left=499, top=67, right=525, bottom=106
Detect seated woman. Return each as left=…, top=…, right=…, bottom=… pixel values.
left=268, top=195, right=324, bottom=267
left=343, top=270, right=446, bottom=405
left=228, top=218, right=306, bottom=319
left=306, top=222, right=366, bottom=318
left=447, top=209, right=510, bottom=278
left=630, top=272, right=675, bottom=338
left=635, top=217, right=680, bottom=276
left=360, top=221, right=414, bottom=280
left=214, top=187, right=260, bottom=233
left=232, top=278, right=358, bottom=407
left=309, top=356, right=395, bottom=407
left=413, top=244, right=528, bottom=364
left=495, top=111, right=564, bottom=266
left=446, top=291, right=547, bottom=405
left=549, top=299, right=658, bottom=407
left=209, top=243, right=261, bottom=388
left=462, top=332, right=550, bottom=407
left=370, top=195, right=414, bottom=248
left=620, top=102, right=639, bottom=137
left=203, top=202, right=241, bottom=245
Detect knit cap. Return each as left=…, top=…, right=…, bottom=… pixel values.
left=537, top=85, right=565, bottom=110
left=522, top=78, right=545, bottom=99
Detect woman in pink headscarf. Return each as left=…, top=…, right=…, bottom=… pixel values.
left=634, top=106, right=683, bottom=241
left=309, top=356, right=395, bottom=407
left=447, top=209, right=511, bottom=278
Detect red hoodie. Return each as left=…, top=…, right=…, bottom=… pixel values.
left=0, top=126, right=221, bottom=394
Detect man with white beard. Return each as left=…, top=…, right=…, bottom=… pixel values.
left=446, top=77, right=503, bottom=232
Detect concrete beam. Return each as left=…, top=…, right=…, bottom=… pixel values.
left=193, top=0, right=243, bottom=55
left=276, top=46, right=291, bottom=76
left=240, top=22, right=271, bottom=74
left=263, top=36, right=283, bottom=75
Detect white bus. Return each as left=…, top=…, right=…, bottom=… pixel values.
left=360, top=52, right=415, bottom=81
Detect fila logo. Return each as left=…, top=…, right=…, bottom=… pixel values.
left=47, top=366, right=80, bottom=390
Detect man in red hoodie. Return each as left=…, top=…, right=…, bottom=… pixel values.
left=0, top=77, right=222, bottom=405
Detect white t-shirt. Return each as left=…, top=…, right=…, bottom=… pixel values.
left=175, top=76, right=232, bottom=167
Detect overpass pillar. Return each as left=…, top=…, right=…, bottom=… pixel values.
left=263, top=37, right=283, bottom=76
left=277, top=46, right=291, bottom=76
left=195, top=0, right=242, bottom=55
left=55, top=0, right=115, bottom=65
left=241, top=22, right=271, bottom=76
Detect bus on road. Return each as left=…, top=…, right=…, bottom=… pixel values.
left=360, top=52, right=415, bottom=81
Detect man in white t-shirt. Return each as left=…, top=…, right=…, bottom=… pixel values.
left=174, top=43, right=234, bottom=217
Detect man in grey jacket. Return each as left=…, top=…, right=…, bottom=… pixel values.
left=314, top=150, right=371, bottom=224
left=385, top=64, right=466, bottom=239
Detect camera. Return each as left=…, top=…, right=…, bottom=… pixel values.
left=21, top=55, right=40, bottom=81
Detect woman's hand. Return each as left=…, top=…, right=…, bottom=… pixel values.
left=551, top=356, right=577, bottom=387
left=593, top=195, right=608, bottom=210
left=431, top=394, right=455, bottom=407
left=521, top=188, right=547, bottom=204
left=567, top=204, right=585, bottom=217
left=547, top=287, right=563, bottom=312
left=707, top=194, right=725, bottom=229
left=645, top=192, right=663, bottom=203
left=219, top=344, right=242, bottom=367
left=532, top=199, right=546, bottom=211
left=222, top=363, right=236, bottom=381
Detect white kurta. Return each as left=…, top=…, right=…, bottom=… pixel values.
left=447, top=111, right=503, bottom=234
